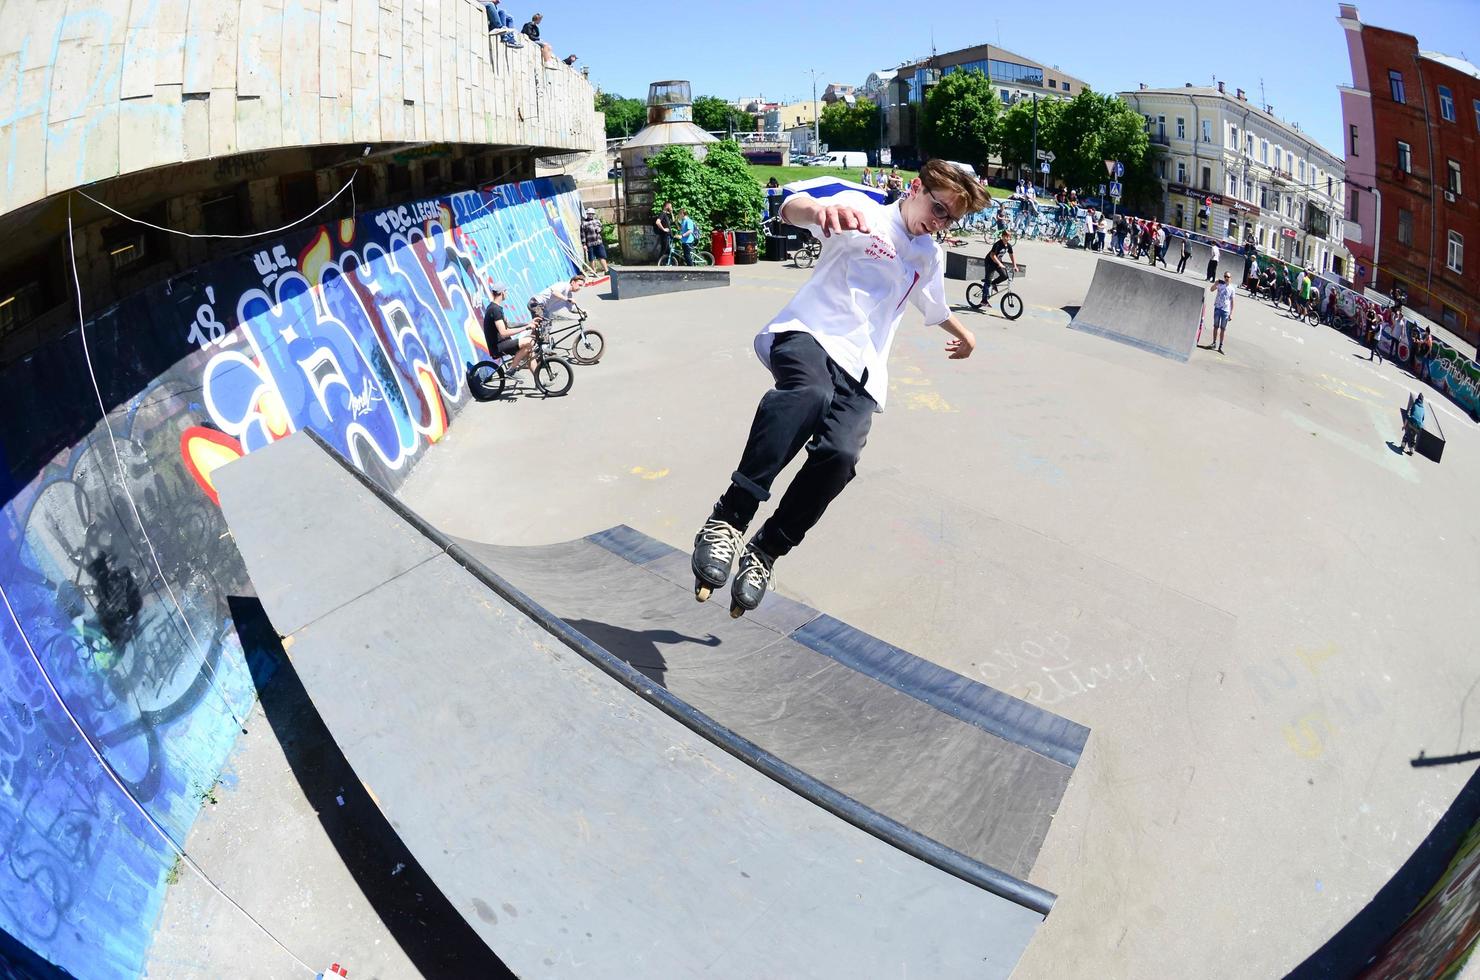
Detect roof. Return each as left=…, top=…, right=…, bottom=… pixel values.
left=1420, top=51, right=1480, bottom=81
left=1121, top=87, right=1343, bottom=163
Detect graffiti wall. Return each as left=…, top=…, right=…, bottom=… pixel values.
left=0, top=176, right=582, bottom=977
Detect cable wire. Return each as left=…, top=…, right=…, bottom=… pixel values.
left=76, top=173, right=356, bottom=241
left=66, top=196, right=252, bottom=729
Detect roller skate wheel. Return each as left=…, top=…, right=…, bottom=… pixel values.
left=695, top=583, right=713, bottom=602
left=729, top=603, right=745, bottom=619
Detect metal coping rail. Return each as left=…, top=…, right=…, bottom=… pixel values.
left=297, top=427, right=1057, bottom=917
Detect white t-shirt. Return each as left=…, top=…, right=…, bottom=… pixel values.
left=759, top=186, right=949, bottom=412
left=534, top=285, right=575, bottom=316
left=1209, top=244, right=1221, bottom=262
left=1213, top=281, right=1235, bottom=312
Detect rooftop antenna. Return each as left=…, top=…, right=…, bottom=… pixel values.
left=996, top=19, right=1001, bottom=47
left=1260, top=77, right=1267, bottom=108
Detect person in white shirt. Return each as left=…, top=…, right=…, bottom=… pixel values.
left=1206, top=242, right=1221, bottom=282
left=691, top=160, right=988, bottom=616
left=1208, top=271, right=1236, bottom=354
left=529, top=276, right=585, bottom=320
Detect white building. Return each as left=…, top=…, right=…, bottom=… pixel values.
left=1120, top=84, right=1353, bottom=277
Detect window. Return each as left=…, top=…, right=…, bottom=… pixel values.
left=1260, top=140, right=1268, bottom=163
left=1048, top=79, right=1057, bottom=89
left=1449, top=231, right=1464, bottom=272
left=1274, top=147, right=1282, bottom=171
left=1157, top=114, right=1167, bottom=140
left=1258, top=226, right=1267, bottom=246
left=1175, top=203, right=1185, bottom=226
left=1177, top=160, right=1187, bottom=184
left=1398, top=208, right=1413, bottom=246
left=1202, top=119, right=1212, bottom=142
left=1397, top=140, right=1412, bottom=173
left=1226, top=217, right=1236, bottom=239
left=1298, top=160, right=1305, bottom=182
left=1201, top=165, right=1211, bottom=190
left=1062, top=83, right=1070, bottom=93
left=1176, top=117, right=1186, bottom=140
left=1261, top=186, right=1270, bottom=210
left=1001, top=89, right=1010, bottom=102
left=1350, top=124, right=1359, bottom=156
left=1158, top=159, right=1167, bottom=179
left=1389, top=69, right=1405, bottom=103
left=1449, top=160, right=1462, bottom=196
left=1327, top=176, right=1333, bottom=196
left=1348, top=188, right=1359, bottom=222
left=1246, top=133, right=1254, bottom=156
left=0, top=281, right=44, bottom=340
left=1443, top=305, right=1460, bottom=329
left=1230, top=124, right=1239, bottom=148
left=1475, top=99, right=1480, bottom=131
left=1439, top=85, right=1455, bottom=121
left=1228, top=173, right=1237, bottom=196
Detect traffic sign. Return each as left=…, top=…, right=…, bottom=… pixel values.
left=1040, top=162, right=1051, bottom=173
left=1104, top=159, right=1116, bottom=176
left=1109, top=180, right=1123, bottom=198
left=1113, top=161, right=1125, bottom=179
left=1099, top=184, right=1107, bottom=196
left=1037, top=150, right=1056, bottom=162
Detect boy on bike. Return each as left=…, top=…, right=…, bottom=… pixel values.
left=482, top=282, right=536, bottom=374
left=984, top=229, right=1019, bottom=305
left=691, top=161, right=989, bottom=616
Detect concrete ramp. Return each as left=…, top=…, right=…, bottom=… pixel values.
left=1070, top=258, right=1208, bottom=362
left=217, top=431, right=1086, bottom=978
left=610, top=265, right=729, bottom=299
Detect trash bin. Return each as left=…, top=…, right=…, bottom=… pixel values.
left=710, top=230, right=735, bottom=266
left=763, top=233, right=789, bottom=262
left=734, top=230, right=759, bottom=265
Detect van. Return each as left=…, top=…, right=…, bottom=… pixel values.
left=807, top=151, right=869, bottom=169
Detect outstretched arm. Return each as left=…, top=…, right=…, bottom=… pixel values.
left=781, top=195, right=871, bottom=238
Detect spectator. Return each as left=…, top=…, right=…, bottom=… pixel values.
left=563, top=54, right=578, bottom=67
left=521, top=12, right=557, bottom=66
left=1206, top=241, right=1221, bottom=282
left=1096, top=212, right=1110, bottom=251
left=1113, top=214, right=1129, bottom=256
left=1208, top=271, right=1235, bottom=354
left=1176, top=234, right=1192, bottom=275
left=1242, top=242, right=1256, bottom=286
left=1364, top=305, right=1382, bottom=363
left=654, top=202, right=675, bottom=262
left=766, top=177, right=780, bottom=189
left=677, top=208, right=697, bottom=266
left=1402, top=394, right=1426, bottom=455
left=1156, top=223, right=1170, bottom=267
left=580, top=207, right=608, bottom=276
left=861, top=166, right=874, bottom=187
left=484, top=1, right=523, bottom=45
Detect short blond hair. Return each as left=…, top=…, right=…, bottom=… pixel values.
left=920, top=159, right=990, bottom=215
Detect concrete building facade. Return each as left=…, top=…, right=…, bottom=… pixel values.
left=0, top=0, right=600, bottom=358
left=882, top=43, right=1089, bottom=167
left=1121, top=84, right=1352, bottom=277
left=1337, top=3, right=1480, bottom=346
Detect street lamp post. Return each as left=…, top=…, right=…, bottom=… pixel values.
left=806, top=69, right=824, bottom=154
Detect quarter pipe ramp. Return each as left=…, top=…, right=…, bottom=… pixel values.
left=1070, top=258, right=1209, bottom=361
left=215, top=431, right=1088, bottom=978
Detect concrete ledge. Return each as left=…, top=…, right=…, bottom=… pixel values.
left=610, top=265, right=731, bottom=300
left=945, top=252, right=1029, bottom=281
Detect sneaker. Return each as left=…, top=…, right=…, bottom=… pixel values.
left=730, top=542, right=775, bottom=617
left=692, top=517, right=743, bottom=602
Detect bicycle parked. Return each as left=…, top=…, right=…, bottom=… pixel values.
left=657, top=240, right=714, bottom=267
left=466, top=317, right=574, bottom=400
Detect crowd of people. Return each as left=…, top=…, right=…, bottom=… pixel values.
left=858, top=168, right=907, bottom=203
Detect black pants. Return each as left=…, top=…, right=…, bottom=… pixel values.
left=1176, top=253, right=1190, bottom=274
left=987, top=263, right=1010, bottom=290
left=713, top=331, right=876, bottom=558
left=1206, top=260, right=1218, bottom=281
left=656, top=231, right=671, bottom=261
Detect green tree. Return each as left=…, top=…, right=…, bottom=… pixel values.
left=1041, top=89, right=1151, bottom=198
left=596, top=91, right=645, bottom=140
left=997, top=96, right=1065, bottom=176
left=693, top=95, right=754, bottom=137
left=818, top=98, right=881, bottom=152
left=647, top=141, right=765, bottom=235
left=919, top=69, right=1000, bottom=169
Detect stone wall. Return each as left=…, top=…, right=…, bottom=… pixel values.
left=0, top=0, right=600, bottom=218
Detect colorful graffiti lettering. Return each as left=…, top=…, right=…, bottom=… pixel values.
left=0, top=176, right=584, bottom=977
left=1424, top=343, right=1480, bottom=421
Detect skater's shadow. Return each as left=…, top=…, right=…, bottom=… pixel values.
left=1385, top=440, right=1406, bottom=455
left=1060, top=305, right=1081, bottom=319
left=564, top=618, right=721, bottom=689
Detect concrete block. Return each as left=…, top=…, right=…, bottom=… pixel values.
left=235, top=91, right=283, bottom=152
left=120, top=27, right=156, bottom=99
left=351, top=0, right=378, bottom=55
left=611, top=266, right=731, bottom=300
left=945, top=251, right=1029, bottom=281
left=118, top=84, right=184, bottom=174
left=182, top=94, right=210, bottom=160
left=318, top=3, right=340, bottom=97
left=1, top=113, right=47, bottom=210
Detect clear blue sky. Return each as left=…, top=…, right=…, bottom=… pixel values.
left=547, top=0, right=1476, bottom=153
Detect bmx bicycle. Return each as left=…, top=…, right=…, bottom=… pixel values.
left=544, top=307, right=605, bottom=365
left=965, top=265, right=1024, bottom=320
left=657, top=241, right=714, bottom=267
left=465, top=318, right=575, bottom=400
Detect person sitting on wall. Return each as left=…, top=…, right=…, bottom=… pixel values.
left=563, top=54, right=578, bottom=67
left=483, top=282, right=536, bottom=374
left=483, top=0, right=523, bottom=46
left=521, top=12, right=557, bottom=66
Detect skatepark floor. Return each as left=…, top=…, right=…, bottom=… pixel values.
left=149, top=239, right=1480, bottom=978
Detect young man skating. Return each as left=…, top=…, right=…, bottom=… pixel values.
left=691, top=161, right=990, bottom=616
